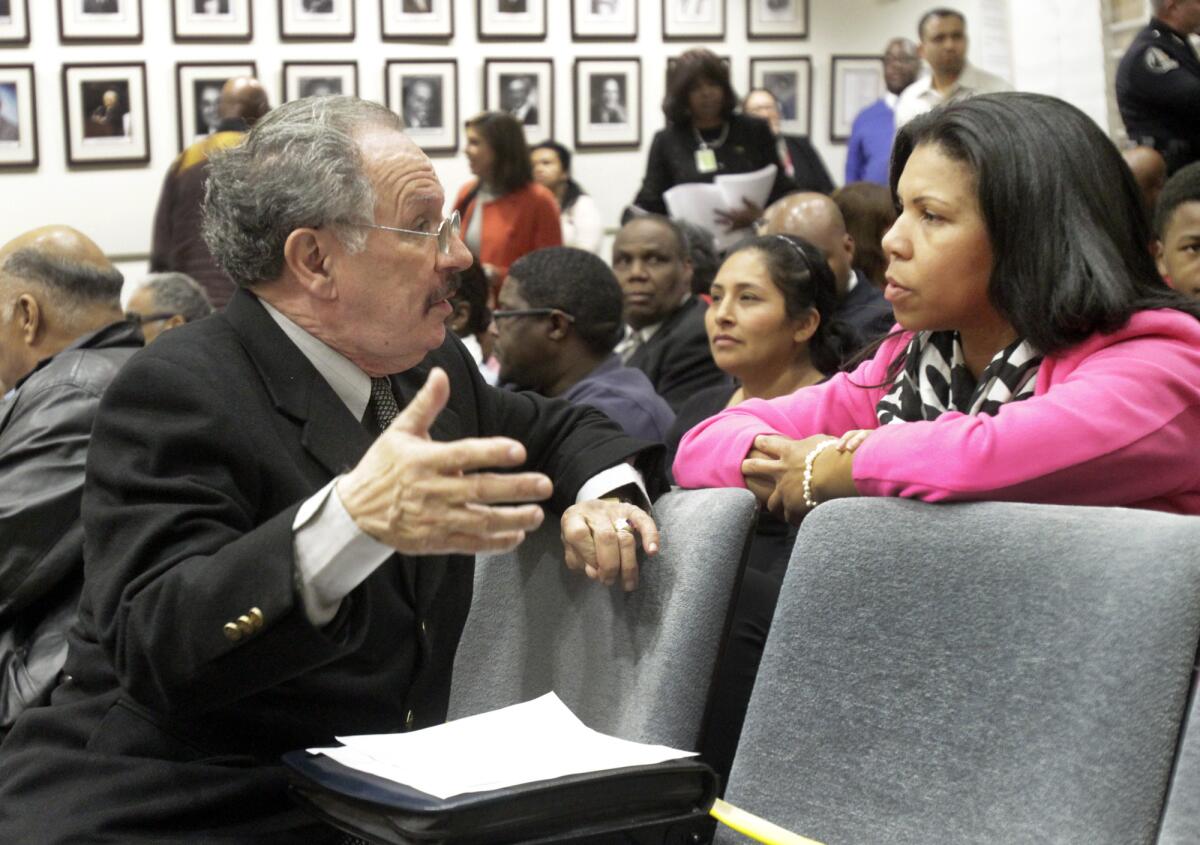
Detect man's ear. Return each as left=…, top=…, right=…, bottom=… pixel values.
left=680, top=257, right=695, bottom=294
left=283, top=227, right=337, bottom=300
left=547, top=310, right=571, bottom=341
left=1154, top=238, right=1172, bottom=285
left=16, top=293, right=41, bottom=346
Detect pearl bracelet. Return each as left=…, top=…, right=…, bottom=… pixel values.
left=802, top=439, right=840, bottom=509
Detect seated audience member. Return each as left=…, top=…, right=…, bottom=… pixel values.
left=0, top=226, right=142, bottom=738
left=530, top=141, right=604, bottom=255
left=833, top=181, right=898, bottom=290
left=0, top=97, right=665, bottom=842
left=150, top=76, right=270, bottom=310
left=761, top=191, right=894, bottom=344
left=742, top=87, right=834, bottom=195
left=456, top=111, right=562, bottom=295
left=675, top=92, right=1200, bottom=521
left=1155, top=161, right=1200, bottom=299
left=676, top=218, right=719, bottom=297
left=1124, top=145, right=1168, bottom=220
left=612, top=216, right=731, bottom=410
left=125, top=272, right=213, bottom=343
left=446, top=261, right=499, bottom=384
left=633, top=49, right=796, bottom=233
left=846, top=38, right=921, bottom=185
left=495, top=247, right=675, bottom=442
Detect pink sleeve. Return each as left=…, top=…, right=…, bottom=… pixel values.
left=852, top=323, right=1200, bottom=507
left=672, top=333, right=908, bottom=489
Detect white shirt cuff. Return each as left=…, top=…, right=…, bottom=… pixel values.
left=576, top=463, right=648, bottom=507
left=292, top=478, right=393, bottom=627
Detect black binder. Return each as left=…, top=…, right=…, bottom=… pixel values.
left=283, top=750, right=719, bottom=845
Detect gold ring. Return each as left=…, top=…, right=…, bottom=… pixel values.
left=613, top=518, right=634, bottom=534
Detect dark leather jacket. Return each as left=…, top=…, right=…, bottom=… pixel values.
left=0, top=319, right=142, bottom=736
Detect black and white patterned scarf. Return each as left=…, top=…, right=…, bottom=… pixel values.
left=875, top=331, right=1043, bottom=424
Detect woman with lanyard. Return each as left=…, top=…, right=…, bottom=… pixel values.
left=674, top=92, right=1200, bottom=519
left=632, top=49, right=796, bottom=235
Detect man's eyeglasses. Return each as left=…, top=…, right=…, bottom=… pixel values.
left=126, top=311, right=176, bottom=325
left=347, top=209, right=462, bottom=255
left=492, top=307, right=576, bottom=323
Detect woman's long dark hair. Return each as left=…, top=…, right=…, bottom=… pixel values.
left=890, top=92, right=1200, bottom=356
left=725, top=234, right=857, bottom=376
left=663, top=48, right=737, bottom=128
left=465, top=111, right=532, bottom=196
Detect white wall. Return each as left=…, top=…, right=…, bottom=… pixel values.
left=1008, top=0, right=1109, bottom=130
left=0, top=0, right=1108, bottom=285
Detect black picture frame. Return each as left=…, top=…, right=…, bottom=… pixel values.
left=62, top=61, right=150, bottom=167
left=477, top=0, right=546, bottom=41
left=0, top=0, right=31, bottom=46
left=0, top=63, right=38, bottom=169
left=380, top=0, right=453, bottom=40
left=278, top=0, right=355, bottom=40
left=483, top=58, right=553, bottom=146
left=661, top=0, right=724, bottom=41
left=171, top=0, right=254, bottom=43
left=574, top=57, right=641, bottom=151
left=283, top=61, right=359, bottom=101
left=175, top=61, right=257, bottom=153
left=570, top=0, right=637, bottom=41
left=746, top=0, right=808, bottom=40
left=749, top=55, right=812, bottom=138
left=829, top=54, right=884, bottom=143
left=385, top=58, right=458, bottom=155
left=58, top=0, right=144, bottom=44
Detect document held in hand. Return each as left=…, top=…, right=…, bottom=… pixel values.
left=307, top=692, right=698, bottom=800
left=663, top=163, right=777, bottom=251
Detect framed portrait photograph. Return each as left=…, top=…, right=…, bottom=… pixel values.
left=61, top=63, right=149, bottom=166
left=171, top=0, right=252, bottom=42
left=386, top=59, right=457, bottom=154
left=279, top=0, right=354, bottom=39
left=750, top=56, right=811, bottom=137
left=484, top=59, right=552, bottom=145
left=58, top=0, right=143, bottom=43
left=830, top=55, right=884, bottom=142
left=0, top=65, right=37, bottom=169
left=574, top=58, right=640, bottom=150
left=176, top=62, right=256, bottom=152
left=283, top=61, right=358, bottom=101
left=381, top=0, right=453, bottom=40
left=0, top=0, right=31, bottom=46
left=747, top=0, right=808, bottom=40
left=571, top=0, right=636, bottom=41
left=477, top=0, right=545, bottom=41
left=661, top=0, right=724, bottom=41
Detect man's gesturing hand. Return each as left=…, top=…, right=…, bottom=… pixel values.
left=337, top=368, right=552, bottom=555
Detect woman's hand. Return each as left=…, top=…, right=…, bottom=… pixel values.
left=741, top=433, right=859, bottom=524
left=715, top=199, right=764, bottom=232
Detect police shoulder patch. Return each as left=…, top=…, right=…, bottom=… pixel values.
left=1145, top=46, right=1180, bottom=74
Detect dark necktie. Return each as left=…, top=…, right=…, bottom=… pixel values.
left=368, top=377, right=400, bottom=434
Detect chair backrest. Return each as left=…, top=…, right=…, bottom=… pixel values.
left=449, top=487, right=758, bottom=752
left=1159, top=670, right=1200, bottom=844
left=719, top=499, right=1200, bottom=845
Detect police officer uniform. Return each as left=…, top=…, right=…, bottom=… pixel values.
left=1117, top=16, right=1200, bottom=175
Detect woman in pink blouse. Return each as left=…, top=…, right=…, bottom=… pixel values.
left=675, top=93, right=1200, bottom=520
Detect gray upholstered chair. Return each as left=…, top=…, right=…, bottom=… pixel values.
left=1160, top=680, right=1200, bottom=844
left=718, top=498, right=1200, bottom=845
left=448, top=487, right=758, bottom=752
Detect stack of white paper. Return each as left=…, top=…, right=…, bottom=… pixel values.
left=663, top=163, right=777, bottom=251
left=308, top=692, right=697, bottom=800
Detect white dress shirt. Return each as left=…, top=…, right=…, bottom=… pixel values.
left=894, top=63, right=1013, bottom=130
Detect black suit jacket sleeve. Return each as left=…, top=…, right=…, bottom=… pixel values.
left=633, top=130, right=673, bottom=215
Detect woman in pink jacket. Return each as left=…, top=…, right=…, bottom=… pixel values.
left=675, top=92, right=1200, bottom=520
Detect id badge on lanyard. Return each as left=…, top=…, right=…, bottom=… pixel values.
left=694, top=146, right=718, bottom=174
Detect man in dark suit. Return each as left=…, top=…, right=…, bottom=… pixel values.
left=0, top=226, right=142, bottom=739
left=0, top=96, right=662, bottom=842
left=612, top=216, right=730, bottom=410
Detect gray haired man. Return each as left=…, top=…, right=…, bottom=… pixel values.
left=125, top=271, right=214, bottom=343
left=0, top=96, right=664, bottom=842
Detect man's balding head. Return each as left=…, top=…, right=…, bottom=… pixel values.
left=1123, top=146, right=1167, bottom=218
left=760, top=192, right=856, bottom=296
left=219, top=76, right=270, bottom=127
left=0, top=226, right=124, bottom=390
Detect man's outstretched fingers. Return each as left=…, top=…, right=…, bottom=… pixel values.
left=590, top=517, right=621, bottom=586
left=441, top=529, right=527, bottom=555
left=428, top=436, right=530, bottom=473
left=560, top=511, right=597, bottom=573
left=391, top=367, right=450, bottom=438
left=627, top=508, right=660, bottom=555
left=424, top=471, right=552, bottom=504
left=615, top=526, right=639, bottom=591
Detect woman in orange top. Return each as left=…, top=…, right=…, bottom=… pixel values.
left=454, top=112, right=562, bottom=298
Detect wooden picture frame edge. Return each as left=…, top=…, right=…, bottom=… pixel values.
left=570, top=0, right=638, bottom=42
left=281, top=60, right=360, bottom=101
left=0, top=0, right=32, bottom=46
left=573, top=56, right=641, bottom=151
left=171, top=0, right=255, bottom=44
left=0, top=63, right=38, bottom=170
left=481, top=58, right=553, bottom=144
left=476, top=0, right=547, bottom=42
left=661, top=0, right=726, bottom=42
left=61, top=60, right=150, bottom=168
left=277, top=0, right=356, bottom=42
left=57, top=0, right=145, bottom=45
left=385, top=57, right=459, bottom=155
left=828, top=53, right=883, bottom=143
left=749, top=54, right=813, bottom=138
left=746, top=0, right=809, bottom=41
left=379, top=0, right=454, bottom=41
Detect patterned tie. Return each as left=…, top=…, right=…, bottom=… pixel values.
left=368, top=377, right=400, bottom=433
